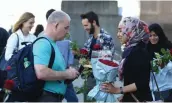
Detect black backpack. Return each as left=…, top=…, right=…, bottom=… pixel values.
left=5, top=37, right=55, bottom=100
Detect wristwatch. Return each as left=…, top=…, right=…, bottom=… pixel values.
left=120, top=87, right=124, bottom=94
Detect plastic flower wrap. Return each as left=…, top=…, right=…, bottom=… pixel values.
left=88, top=56, right=120, bottom=102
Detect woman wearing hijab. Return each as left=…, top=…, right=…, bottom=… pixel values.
left=101, top=17, right=152, bottom=102
left=148, top=23, right=172, bottom=101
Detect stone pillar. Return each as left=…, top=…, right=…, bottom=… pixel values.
left=61, top=1, right=121, bottom=51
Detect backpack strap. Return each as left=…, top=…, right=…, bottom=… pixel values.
left=16, top=33, right=19, bottom=50
left=151, top=70, right=164, bottom=101
left=33, top=37, right=55, bottom=68
left=48, top=42, right=55, bottom=68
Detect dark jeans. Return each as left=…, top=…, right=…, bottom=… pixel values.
left=64, top=83, right=78, bottom=102
left=38, top=90, right=64, bottom=102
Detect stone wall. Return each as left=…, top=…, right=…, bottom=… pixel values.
left=61, top=1, right=122, bottom=51
left=140, top=1, right=172, bottom=41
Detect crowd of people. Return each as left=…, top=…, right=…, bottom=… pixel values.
left=0, top=8, right=172, bottom=102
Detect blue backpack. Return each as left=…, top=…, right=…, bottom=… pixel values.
left=5, top=37, right=55, bottom=96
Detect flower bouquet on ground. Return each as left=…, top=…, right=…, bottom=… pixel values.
left=151, top=48, right=172, bottom=74
left=88, top=56, right=120, bottom=102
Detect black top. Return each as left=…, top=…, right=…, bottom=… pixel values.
left=122, top=42, right=153, bottom=102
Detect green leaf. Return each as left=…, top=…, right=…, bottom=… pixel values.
left=155, top=52, right=161, bottom=59
left=70, top=41, right=79, bottom=51
left=83, top=70, right=90, bottom=75
left=74, top=86, right=85, bottom=94
left=152, top=65, right=158, bottom=72
left=161, top=48, right=166, bottom=54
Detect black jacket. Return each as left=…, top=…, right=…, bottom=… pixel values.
left=122, top=42, right=153, bottom=102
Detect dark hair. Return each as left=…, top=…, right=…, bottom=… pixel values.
left=46, top=9, right=55, bottom=20
left=80, top=11, right=100, bottom=26
left=34, top=24, right=44, bottom=37
left=148, top=23, right=172, bottom=46
left=147, top=23, right=172, bottom=59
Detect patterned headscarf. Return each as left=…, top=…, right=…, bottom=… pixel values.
left=118, top=17, right=150, bottom=48
left=118, top=17, right=150, bottom=80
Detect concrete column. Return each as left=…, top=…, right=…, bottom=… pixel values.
left=61, top=1, right=122, bottom=51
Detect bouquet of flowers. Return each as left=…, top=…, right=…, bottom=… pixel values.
left=151, top=48, right=172, bottom=74
left=88, top=57, right=119, bottom=102
left=77, top=48, right=93, bottom=79
left=79, top=48, right=90, bottom=65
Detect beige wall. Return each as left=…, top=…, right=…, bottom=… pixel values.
left=140, top=1, right=172, bottom=41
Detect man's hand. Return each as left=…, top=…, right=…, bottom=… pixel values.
left=65, top=67, right=79, bottom=79
left=72, top=50, right=79, bottom=55
left=117, top=95, right=123, bottom=102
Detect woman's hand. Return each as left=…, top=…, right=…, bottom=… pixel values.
left=101, top=82, right=120, bottom=94
left=117, top=95, right=123, bottom=102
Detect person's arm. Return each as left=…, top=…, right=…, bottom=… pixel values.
left=33, top=40, right=79, bottom=81
left=109, top=36, right=115, bottom=50
left=120, top=83, right=137, bottom=93
left=34, top=64, right=72, bottom=81
left=101, top=83, right=137, bottom=94
left=103, top=35, right=115, bottom=50
left=102, top=49, right=150, bottom=94
left=5, top=33, right=18, bottom=61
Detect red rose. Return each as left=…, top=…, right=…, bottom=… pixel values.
left=93, top=44, right=101, bottom=50
left=170, top=48, right=172, bottom=55
left=6, top=66, right=11, bottom=70
left=99, top=59, right=118, bottom=67
left=4, top=80, right=14, bottom=90
left=80, top=48, right=88, bottom=55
